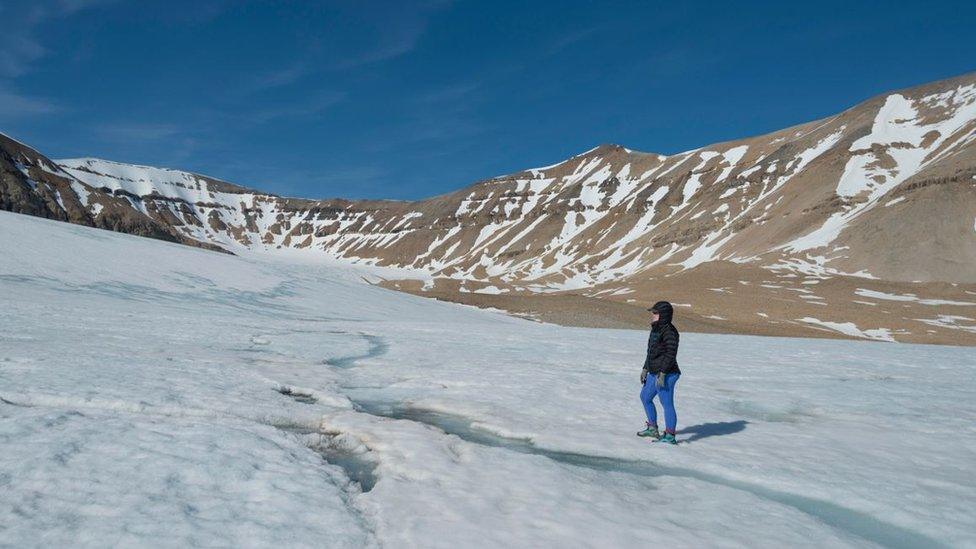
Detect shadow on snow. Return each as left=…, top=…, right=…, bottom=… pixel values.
left=677, top=420, right=748, bottom=442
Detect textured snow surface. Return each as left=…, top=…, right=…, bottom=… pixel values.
left=1, top=211, right=975, bottom=548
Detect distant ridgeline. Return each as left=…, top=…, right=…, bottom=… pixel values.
left=2, top=72, right=976, bottom=344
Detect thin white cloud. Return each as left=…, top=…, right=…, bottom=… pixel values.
left=52, top=0, right=117, bottom=15
left=333, top=30, right=425, bottom=69
left=245, top=91, right=347, bottom=124
left=414, top=81, right=481, bottom=104
left=543, top=26, right=601, bottom=57
left=94, top=122, right=182, bottom=141
left=240, top=64, right=311, bottom=94
left=0, top=0, right=117, bottom=78
left=0, top=86, right=59, bottom=118
left=330, top=1, right=452, bottom=70
left=0, top=25, right=46, bottom=78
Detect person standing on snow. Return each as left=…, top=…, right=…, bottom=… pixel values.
left=637, top=301, right=681, bottom=444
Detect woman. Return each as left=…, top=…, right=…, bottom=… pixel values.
left=637, top=301, right=681, bottom=444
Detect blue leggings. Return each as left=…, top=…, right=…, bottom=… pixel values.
left=640, top=373, right=680, bottom=432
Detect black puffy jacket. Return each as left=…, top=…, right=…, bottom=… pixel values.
left=643, top=301, right=680, bottom=375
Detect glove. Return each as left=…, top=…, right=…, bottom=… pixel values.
left=655, top=372, right=666, bottom=388
left=640, top=368, right=649, bottom=385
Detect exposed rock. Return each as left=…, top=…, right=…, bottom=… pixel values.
left=2, top=72, right=976, bottom=343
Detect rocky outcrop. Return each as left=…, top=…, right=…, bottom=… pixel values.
left=3, top=72, right=976, bottom=343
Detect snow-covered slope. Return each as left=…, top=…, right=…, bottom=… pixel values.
left=48, top=76, right=976, bottom=283
left=2, top=72, right=975, bottom=343
left=1, top=210, right=974, bottom=547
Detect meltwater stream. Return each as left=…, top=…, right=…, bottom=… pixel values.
left=350, top=400, right=944, bottom=549
left=316, top=329, right=944, bottom=548
left=271, top=420, right=379, bottom=493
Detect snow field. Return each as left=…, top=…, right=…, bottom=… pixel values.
left=1, top=211, right=974, bottom=547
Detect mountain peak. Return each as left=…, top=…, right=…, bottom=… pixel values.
left=2, top=72, right=976, bottom=343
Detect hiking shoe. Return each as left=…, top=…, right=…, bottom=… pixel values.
left=655, top=432, right=677, bottom=445
left=637, top=425, right=660, bottom=439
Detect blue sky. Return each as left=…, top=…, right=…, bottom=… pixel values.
left=1, top=1, right=974, bottom=200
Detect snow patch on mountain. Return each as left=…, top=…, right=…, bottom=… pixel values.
left=796, top=317, right=897, bottom=341
left=787, top=84, right=976, bottom=252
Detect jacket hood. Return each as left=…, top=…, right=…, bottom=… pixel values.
left=651, top=301, right=674, bottom=324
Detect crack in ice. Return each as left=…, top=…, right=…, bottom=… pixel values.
left=322, top=332, right=390, bottom=369
left=315, top=329, right=945, bottom=549
left=349, top=402, right=944, bottom=549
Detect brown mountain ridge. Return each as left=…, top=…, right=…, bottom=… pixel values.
left=2, top=72, right=975, bottom=344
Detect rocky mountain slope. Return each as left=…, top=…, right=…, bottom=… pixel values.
left=2, top=72, right=975, bottom=344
